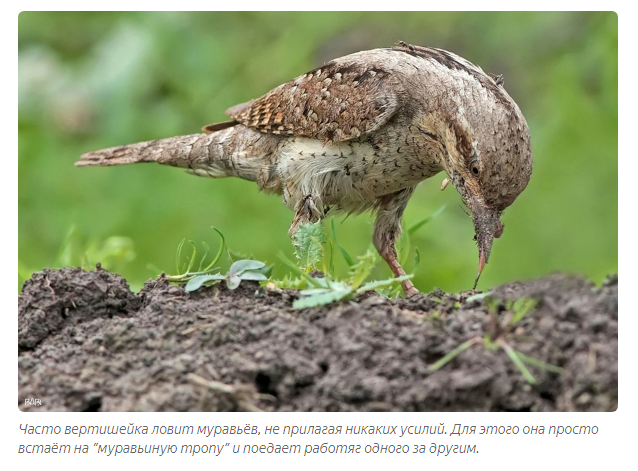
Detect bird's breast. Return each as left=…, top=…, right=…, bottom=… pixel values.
left=275, top=128, right=442, bottom=213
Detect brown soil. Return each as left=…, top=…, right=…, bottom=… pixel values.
left=18, top=268, right=617, bottom=412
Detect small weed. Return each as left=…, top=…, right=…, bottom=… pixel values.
left=18, top=224, right=135, bottom=291
left=185, top=260, right=269, bottom=291
left=167, top=227, right=226, bottom=283
left=278, top=243, right=410, bottom=309
left=428, top=295, right=563, bottom=384
left=294, top=221, right=326, bottom=271
left=168, top=227, right=270, bottom=291
left=330, top=218, right=354, bottom=267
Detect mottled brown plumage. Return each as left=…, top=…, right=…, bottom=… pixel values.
left=77, top=43, right=533, bottom=296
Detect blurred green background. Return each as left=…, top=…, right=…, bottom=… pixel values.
left=18, top=12, right=617, bottom=293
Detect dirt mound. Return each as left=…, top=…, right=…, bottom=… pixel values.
left=18, top=268, right=617, bottom=412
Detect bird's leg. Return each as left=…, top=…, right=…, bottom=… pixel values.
left=288, top=193, right=325, bottom=237
left=373, top=187, right=419, bottom=298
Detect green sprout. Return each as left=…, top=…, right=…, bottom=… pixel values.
left=167, top=227, right=270, bottom=291
left=166, top=227, right=226, bottom=283
left=276, top=224, right=411, bottom=309
left=288, top=252, right=411, bottom=309
left=293, top=221, right=326, bottom=271
left=185, top=259, right=269, bottom=291
left=428, top=295, right=563, bottom=384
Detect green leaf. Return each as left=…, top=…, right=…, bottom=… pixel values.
left=428, top=337, right=480, bottom=372
left=299, top=288, right=333, bottom=295
left=293, top=288, right=351, bottom=309
left=185, top=241, right=197, bottom=274
left=198, top=242, right=210, bottom=272
left=226, top=275, right=242, bottom=289
left=348, top=251, right=377, bottom=289
left=516, top=351, right=564, bottom=374
left=327, top=240, right=335, bottom=277
left=207, top=227, right=226, bottom=270
left=278, top=253, right=323, bottom=288
left=413, top=247, right=421, bottom=272
left=175, top=238, right=186, bottom=275
left=407, top=205, right=446, bottom=236
left=293, top=222, right=326, bottom=270
left=501, top=342, right=537, bottom=384
left=465, top=291, right=493, bottom=303
left=356, top=275, right=412, bottom=294
left=510, top=297, right=539, bottom=325
left=239, top=271, right=268, bottom=281
left=229, top=259, right=266, bottom=277
left=300, top=280, right=349, bottom=295
left=331, top=218, right=354, bottom=267
left=185, top=273, right=225, bottom=292
left=254, top=264, right=273, bottom=278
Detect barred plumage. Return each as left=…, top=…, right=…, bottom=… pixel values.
left=77, top=43, right=533, bottom=295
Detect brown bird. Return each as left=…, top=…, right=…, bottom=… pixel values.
left=76, top=43, right=532, bottom=297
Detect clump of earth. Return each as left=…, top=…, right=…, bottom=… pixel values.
left=18, top=267, right=617, bottom=412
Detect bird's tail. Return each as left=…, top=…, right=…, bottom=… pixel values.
left=76, top=133, right=223, bottom=170
left=76, top=127, right=280, bottom=186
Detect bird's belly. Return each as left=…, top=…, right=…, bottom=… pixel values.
left=277, top=137, right=440, bottom=213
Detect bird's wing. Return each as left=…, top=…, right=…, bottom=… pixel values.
left=223, top=58, right=400, bottom=144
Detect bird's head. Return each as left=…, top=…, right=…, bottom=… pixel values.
left=416, top=108, right=532, bottom=289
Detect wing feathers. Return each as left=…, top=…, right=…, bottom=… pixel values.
left=226, top=59, right=400, bottom=144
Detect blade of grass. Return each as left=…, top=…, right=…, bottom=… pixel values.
left=412, top=247, right=421, bottom=273
left=356, top=275, right=412, bottom=294
left=407, top=205, right=446, bottom=236
left=500, top=341, right=537, bottom=384
left=205, top=227, right=226, bottom=271
left=175, top=238, right=185, bottom=274
left=510, top=297, right=538, bottom=325
left=516, top=351, right=564, bottom=374
left=327, top=240, right=335, bottom=278
left=428, top=337, right=480, bottom=372
left=278, top=253, right=323, bottom=288
left=331, top=218, right=354, bottom=267
left=198, top=241, right=210, bottom=272
left=185, top=241, right=197, bottom=274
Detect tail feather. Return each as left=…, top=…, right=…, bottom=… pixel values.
left=75, top=127, right=281, bottom=187
left=75, top=134, right=213, bottom=167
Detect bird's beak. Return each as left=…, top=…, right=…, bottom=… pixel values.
left=471, top=199, right=502, bottom=290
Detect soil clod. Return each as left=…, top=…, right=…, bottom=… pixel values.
left=18, top=269, right=617, bottom=412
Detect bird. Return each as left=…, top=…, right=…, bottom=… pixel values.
left=76, top=42, right=532, bottom=297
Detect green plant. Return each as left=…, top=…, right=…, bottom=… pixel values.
left=275, top=223, right=412, bottom=308
left=166, top=227, right=226, bottom=283
left=18, top=224, right=136, bottom=291
left=185, top=260, right=269, bottom=291
left=428, top=295, right=563, bottom=384
left=286, top=251, right=411, bottom=309
left=293, top=221, right=326, bottom=271
left=167, top=227, right=270, bottom=291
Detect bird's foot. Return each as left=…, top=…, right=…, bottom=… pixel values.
left=380, top=250, right=419, bottom=297
left=403, top=280, right=420, bottom=298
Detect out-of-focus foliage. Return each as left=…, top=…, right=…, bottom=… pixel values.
left=18, top=12, right=617, bottom=292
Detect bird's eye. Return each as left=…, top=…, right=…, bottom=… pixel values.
left=470, top=162, right=480, bottom=175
